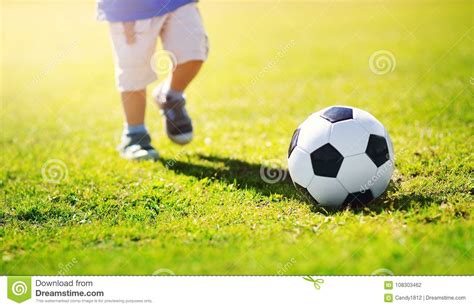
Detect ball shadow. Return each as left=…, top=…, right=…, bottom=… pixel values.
left=335, top=181, right=437, bottom=215
left=161, top=154, right=436, bottom=215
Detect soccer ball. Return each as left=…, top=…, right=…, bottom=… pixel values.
left=288, top=106, right=394, bottom=208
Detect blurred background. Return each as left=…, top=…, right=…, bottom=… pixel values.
left=1, top=1, right=472, bottom=274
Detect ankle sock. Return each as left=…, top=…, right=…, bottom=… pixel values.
left=167, top=88, right=184, bottom=101
left=123, top=123, right=147, bottom=135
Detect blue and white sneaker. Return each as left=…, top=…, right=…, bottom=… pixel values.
left=153, top=85, right=193, bottom=145
left=117, top=132, right=159, bottom=161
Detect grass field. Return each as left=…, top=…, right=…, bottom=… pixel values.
left=1, top=0, right=473, bottom=275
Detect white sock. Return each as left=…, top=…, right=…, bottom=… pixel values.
left=123, top=123, right=147, bottom=135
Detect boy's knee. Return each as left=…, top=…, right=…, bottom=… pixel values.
left=176, top=60, right=204, bottom=68
left=167, top=36, right=209, bottom=66
left=162, top=4, right=209, bottom=66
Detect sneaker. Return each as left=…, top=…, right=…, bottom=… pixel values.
left=117, top=132, right=159, bottom=161
left=153, top=86, right=193, bottom=145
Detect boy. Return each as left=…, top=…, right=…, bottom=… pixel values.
left=97, top=0, right=208, bottom=160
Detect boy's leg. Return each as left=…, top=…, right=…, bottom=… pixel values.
left=119, top=23, right=147, bottom=126
left=170, top=60, right=203, bottom=92
left=109, top=18, right=165, bottom=160
left=154, top=3, right=209, bottom=145
left=117, top=89, right=158, bottom=161
left=121, top=90, right=146, bottom=126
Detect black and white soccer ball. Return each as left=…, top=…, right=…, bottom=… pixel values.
left=288, top=106, right=394, bottom=208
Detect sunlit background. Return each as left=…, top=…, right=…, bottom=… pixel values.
left=2, top=0, right=472, bottom=274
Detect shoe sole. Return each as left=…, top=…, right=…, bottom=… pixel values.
left=167, top=132, right=193, bottom=145
left=121, top=149, right=159, bottom=161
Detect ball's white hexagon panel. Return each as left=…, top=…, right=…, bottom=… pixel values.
left=337, top=154, right=377, bottom=193
left=329, top=120, right=370, bottom=157
left=370, top=159, right=395, bottom=198
left=353, top=107, right=385, bottom=136
left=288, top=146, right=314, bottom=188
left=307, top=175, right=348, bottom=207
left=297, top=115, right=332, bottom=154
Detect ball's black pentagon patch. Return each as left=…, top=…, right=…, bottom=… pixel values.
left=288, top=128, right=301, bottom=158
left=320, top=106, right=353, bottom=123
left=365, top=134, right=389, bottom=167
left=310, top=143, right=344, bottom=177
left=294, top=182, right=318, bottom=205
left=343, top=190, right=374, bottom=207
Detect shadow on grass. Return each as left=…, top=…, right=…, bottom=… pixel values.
left=162, top=154, right=436, bottom=215
left=336, top=181, right=437, bottom=215
left=161, top=154, right=301, bottom=201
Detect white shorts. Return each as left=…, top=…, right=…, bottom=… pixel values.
left=109, top=3, right=209, bottom=92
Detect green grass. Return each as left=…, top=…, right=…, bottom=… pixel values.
left=1, top=0, right=473, bottom=275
